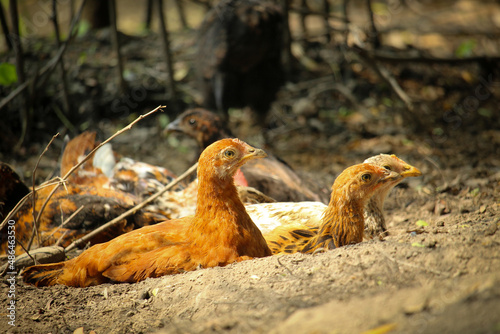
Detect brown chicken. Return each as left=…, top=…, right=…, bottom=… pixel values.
left=22, top=138, right=272, bottom=287
left=245, top=154, right=422, bottom=239
left=196, top=0, right=284, bottom=124
left=1, top=180, right=166, bottom=256
left=263, top=163, right=401, bottom=254
left=1, top=132, right=174, bottom=256
left=166, top=108, right=328, bottom=203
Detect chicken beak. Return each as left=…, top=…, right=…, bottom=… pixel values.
left=242, top=147, right=267, bottom=163
left=164, top=119, right=181, bottom=135
left=400, top=164, right=422, bottom=178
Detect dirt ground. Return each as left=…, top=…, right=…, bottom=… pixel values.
left=1, top=0, right=500, bottom=333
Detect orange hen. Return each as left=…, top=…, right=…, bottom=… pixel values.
left=22, top=138, right=272, bottom=287
left=264, top=163, right=401, bottom=254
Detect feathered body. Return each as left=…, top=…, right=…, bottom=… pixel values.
left=1, top=132, right=174, bottom=256
left=22, top=139, right=271, bottom=287
left=0, top=180, right=166, bottom=256
left=0, top=162, right=29, bottom=219
left=62, top=131, right=179, bottom=197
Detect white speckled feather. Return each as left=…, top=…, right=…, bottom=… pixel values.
left=245, top=202, right=327, bottom=235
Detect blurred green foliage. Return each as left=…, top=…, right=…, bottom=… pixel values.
left=0, top=62, right=18, bottom=86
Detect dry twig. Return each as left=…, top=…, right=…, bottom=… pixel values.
left=26, top=133, right=60, bottom=253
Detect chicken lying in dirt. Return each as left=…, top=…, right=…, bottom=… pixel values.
left=246, top=154, right=422, bottom=243
left=22, top=139, right=272, bottom=287
left=262, top=163, right=401, bottom=254
left=166, top=108, right=328, bottom=203
left=0, top=133, right=172, bottom=256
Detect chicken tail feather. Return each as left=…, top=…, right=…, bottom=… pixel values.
left=22, top=263, right=65, bottom=287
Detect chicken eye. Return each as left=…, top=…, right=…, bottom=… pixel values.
left=361, top=173, right=371, bottom=182
left=383, top=165, right=392, bottom=171
left=224, top=149, right=236, bottom=158
left=188, top=118, right=197, bottom=126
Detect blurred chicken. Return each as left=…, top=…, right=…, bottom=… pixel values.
left=60, top=131, right=108, bottom=187
left=196, top=0, right=284, bottom=124
left=0, top=132, right=176, bottom=256
left=246, top=154, right=422, bottom=240
left=166, top=108, right=328, bottom=203
left=0, top=179, right=167, bottom=256
left=61, top=131, right=179, bottom=197
left=22, top=139, right=272, bottom=287
left=263, top=164, right=401, bottom=254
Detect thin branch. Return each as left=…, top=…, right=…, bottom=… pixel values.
left=322, top=0, right=331, bottom=43
left=144, top=0, right=154, bottom=30
left=365, top=0, right=380, bottom=48
left=0, top=180, right=64, bottom=234
left=27, top=133, right=60, bottom=252
left=157, top=0, right=178, bottom=106
left=299, top=0, right=308, bottom=41
left=0, top=1, right=11, bottom=50
left=280, top=0, right=292, bottom=79
left=14, top=237, right=38, bottom=266
left=354, top=46, right=414, bottom=111
left=0, top=0, right=87, bottom=111
left=65, top=161, right=198, bottom=252
left=342, top=0, right=349, bottom=45
left=51, top=0, right=71, bottom=114
left=9, top=0, right=29, bottom=150
left=42, top=205, right=85, bottom=246
left=173, top=0, right=188, bottom=29
left=108, top=0, right=127, bottom=93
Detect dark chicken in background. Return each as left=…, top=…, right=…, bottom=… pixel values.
left=167, top=108, right=329, bottom=203
left=196, top=0, right=285, bottom=125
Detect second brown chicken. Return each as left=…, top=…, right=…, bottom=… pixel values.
left=22, top=138, right=272, bottom=287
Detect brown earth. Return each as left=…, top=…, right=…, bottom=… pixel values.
left=1, top=109, right=499, bottom=333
